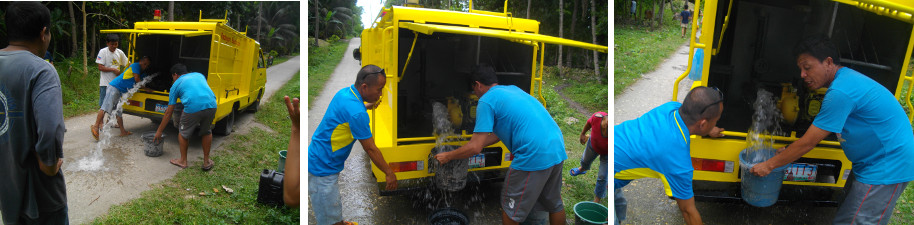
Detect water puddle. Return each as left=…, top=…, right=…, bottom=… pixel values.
left=73, top=73, right=158, bottom=172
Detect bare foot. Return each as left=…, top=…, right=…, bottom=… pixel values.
left=118, top=131, right=132, bottom=137
left=169, top=158, right=188, bottom=169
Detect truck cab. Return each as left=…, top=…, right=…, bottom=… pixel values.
left=101, top=12, right=267, bottom=136
left=357, top=3, right=608, bottom=195
left=679, top=0, right=914, bottom=205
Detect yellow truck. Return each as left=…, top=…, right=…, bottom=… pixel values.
left=356, top=2, right=608, bottom=195
left=678, top=0, right=914, bottom=205
left=101, top=12, right=267, bottom=135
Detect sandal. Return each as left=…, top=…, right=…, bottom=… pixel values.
left=90, top=125, right=99, bottom=141
left=201, top=159, right=215, bottom=171
left=569, top=167, right=587, bottom=176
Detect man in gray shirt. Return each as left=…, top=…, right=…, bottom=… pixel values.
left=0, top=2, right=69, bottom=224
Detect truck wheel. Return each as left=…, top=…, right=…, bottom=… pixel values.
left=213, top=110, right=234, bottom=136
left=247, top=90, right=263, bottom=113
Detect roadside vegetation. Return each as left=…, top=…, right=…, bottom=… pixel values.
left=92, top=73, right=301, bottom=224
left=540, top=66, right=610, bottom=218
left=614, top=0, right=691, bottom=95
left=307, top=39, right=350, bottom=108
left=55, top=57, right=103, bottom=118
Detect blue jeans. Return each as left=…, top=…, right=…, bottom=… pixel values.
left=99, top=86, right=107, bottom=108
left=614, top=188, right=626, bottom=225
left=309, top=172, right=342, bottom=225
left=579, top=138, right=608, bottom=199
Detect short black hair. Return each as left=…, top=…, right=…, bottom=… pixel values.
left=170, top=63, right=188, bottom=75
left=5, top=2, right=51, bottom=42
left=680, top=86, right=723, bottom=126
left=106, top=34, right=120, bottom=43
left=794, top=36, right=841, bottom=65
left=355, top=64, right=384, bottom=87
left=471, top=65, right=498, bottom=86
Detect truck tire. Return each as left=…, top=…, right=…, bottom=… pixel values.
left=213, top=110, right=234, bottom=136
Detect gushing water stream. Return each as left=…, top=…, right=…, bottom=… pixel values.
left=73, top=73, right=158, bottom=171
left=744, top=89, right=784, bottom=164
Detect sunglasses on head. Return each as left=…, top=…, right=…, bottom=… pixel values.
left=700, top=87, right=724, bottom=115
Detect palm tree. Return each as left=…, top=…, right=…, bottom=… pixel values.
left=249, top=1, right=299, bottom=55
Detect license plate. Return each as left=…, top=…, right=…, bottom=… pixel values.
left=784, top=163, right=817, bottom=182
left=469, top=154, right=485, bottom=168
left=155, top=103, right=167, bottom=113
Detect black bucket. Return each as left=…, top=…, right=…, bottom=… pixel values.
left=428, top=208, right=469, bottom=225
left=141, top=132, right=164, bottom=157
left=430, top=145, right=468, bottom=192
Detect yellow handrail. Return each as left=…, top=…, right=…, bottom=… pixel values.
left=719, top=131, right=842, bottom=147
left=399, top=31, right=419, bottom=81
left=713, top=0, right=734, bottom=55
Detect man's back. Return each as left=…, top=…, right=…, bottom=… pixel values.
left=475, top=85, right=567, bottom=171
left=0, top=50, right=67, bottom=223
left=169, top=72, right=217, bottom=114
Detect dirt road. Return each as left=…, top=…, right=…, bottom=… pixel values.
left=613, top=43, right=837, bottom=224
left=48, top=56, right=300, bottom=224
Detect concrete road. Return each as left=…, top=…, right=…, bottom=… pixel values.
left=307, top=38, right=507, bottom=224
left=613, top=43, right=837, bottom=224
left=54, top=56, right=300, bottom=224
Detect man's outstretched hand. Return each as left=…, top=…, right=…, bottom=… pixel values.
left=284, top=96, right=300, bottom=130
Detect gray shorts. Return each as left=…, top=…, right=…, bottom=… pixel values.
left=100, top=87, right=123, bottom=116
left=501, top=161, right=565, bottom=223
left=178, top=108, right=215, bottom=139
left=834, top=178, right=909, bottom=225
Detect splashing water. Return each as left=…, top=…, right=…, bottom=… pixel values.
left=431, top=101, right=469, bottom=192
left=74, top=73, right=158, bottom=171
left=745, top=89, right=784, bottom=164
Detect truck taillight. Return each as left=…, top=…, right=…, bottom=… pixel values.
left=390, top=161, right=423, bottom=172
left=504, top=153, right=513, bottom=161
left=691, top=157, right=734, bottom=173
left=128, top=100, right=141, bottom=107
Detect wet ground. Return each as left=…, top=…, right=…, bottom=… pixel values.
left=307, top=39, right=508, bottom=224
left=50, top=56, right=300, bottom=224
left=613, top=43, right=837, bottom=224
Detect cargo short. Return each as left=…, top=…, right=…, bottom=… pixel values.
left=100, top=87, right=123, bottom=116
left=833, top=178, right=909, bottom=225
left=178, top=108, right=215, bottom=139
left=501, top=161, right=565, bottom=223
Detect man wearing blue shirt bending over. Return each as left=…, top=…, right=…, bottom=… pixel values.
left=153, top=63, right=218, bottom=171
left=309, top=64, right=398, bottom=225
left=614, top=86, right=725, bottom=225
left=91, top=56, right=150, bottom=139
left=436, top=66, right=568, bottom=225
left=750, top=36, right=914, bottom=225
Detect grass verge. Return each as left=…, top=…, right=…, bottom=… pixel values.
left=544, top=66, right=609, bottom=114
left=270, top=53, right=299, bottom=68
left=540, top=69, right=610, bottom=218
left=55, top=57, right=103, bottom=118
left=91, top=73, right=301, bottom=224
left=892, top=184, right=914, bottom=224
left=614, top=7, right=687, bottom=96
left=307, top=40, right=350, bottom=109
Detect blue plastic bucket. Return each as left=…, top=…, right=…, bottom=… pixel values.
left=739, top=148, right=788, bottom=207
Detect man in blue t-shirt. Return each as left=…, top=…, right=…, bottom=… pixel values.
left=153, top=63, right=218, bottom=170
left=308, top=65, right=397, bottom=225
left=680, top=3, right=692, bottom=38
left=91, top=56, right=150, bottom=139
left=750, top=36, right=914, bottom=225
left=436, top=66, right=568, bottom=225
left=615, top=86, right=725, bottom=225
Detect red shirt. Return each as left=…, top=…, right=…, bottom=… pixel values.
left=588, top=112, right=608, bottom=155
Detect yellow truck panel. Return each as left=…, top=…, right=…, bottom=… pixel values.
left=101, top=13, right=267, bottom=136
left=358, top=3, right=606, bottom=195
left=677, top=0, right=914, bottom=205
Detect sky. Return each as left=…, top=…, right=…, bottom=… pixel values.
left=357, top=0, right=385, bottom=29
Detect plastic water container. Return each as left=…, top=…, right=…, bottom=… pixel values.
left=573, top=201, right=608, bottom=225
left=278, top=150, right=287, bottom=173
left=739, top=148, right=788, bottom=207
left=141, top=132, right=164, bottom=157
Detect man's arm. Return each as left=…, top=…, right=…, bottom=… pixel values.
left=751, top=125, right=830, bottom=176
left=358, top=137, right=398, bottom=190
left=154, top=105, right=176, bottom=142
left=675, top=197, right=702, bottom=225
left=580, top=122, right=592, bottom=145
left=283, top=96, right=300, bottom=207
left=32, top=69, right=66, bottom=176
left=97, top=63, right=119, bottom=74
left=435, top=132, right=500, bottom=164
